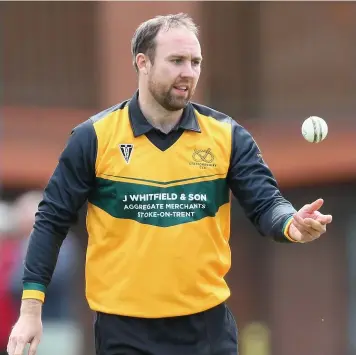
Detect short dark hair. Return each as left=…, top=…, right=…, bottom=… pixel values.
left=131, top=13, right=199, bottom=72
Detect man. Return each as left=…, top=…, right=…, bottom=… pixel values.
left=7, top=13, right=332, bottom=355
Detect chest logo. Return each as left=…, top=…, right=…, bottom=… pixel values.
left=119, top=144, right=134, bottom=164
left=192, top=148, right=214, bottom=163
left=190, top=148, right=216, bottom=169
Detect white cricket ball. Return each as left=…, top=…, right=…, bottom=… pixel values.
left=301, top=116, right=328, bottom=143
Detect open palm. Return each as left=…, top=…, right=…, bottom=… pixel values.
left=288, top=198, right=332, bottom=243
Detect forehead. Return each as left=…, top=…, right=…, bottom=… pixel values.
left=155, top=27, right=201, bottom=57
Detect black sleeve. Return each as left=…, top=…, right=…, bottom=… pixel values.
left=23, top=119, right=97, bottom=290
left=227, top=120, right=296, bottom=242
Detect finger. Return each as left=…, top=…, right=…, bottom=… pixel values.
left=293, top=215, right=322, bottom=239
left=305, top=198, right=324, bottom=213
left=304, top=220, right=327, bottom=240
left=293, top=214, right=310, bottom=229
left=7, top=336, right=17, bottom=355
left=316, top=214, right=332, bottom=224
left=304, top=218, right=326, bottom=233
left=295, top=214, right=325, bottom=237
left=14, top=339, right=26, bottom=355
left=28, top=337, right=40, bottom=355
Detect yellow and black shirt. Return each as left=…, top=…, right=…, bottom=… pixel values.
left=22, top=91, right=297, bottom=317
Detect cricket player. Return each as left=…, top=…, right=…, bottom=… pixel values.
left=7, top=13, right=332, bottom=355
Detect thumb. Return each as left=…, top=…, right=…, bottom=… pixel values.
left=305, top=198, right=324, bottom=213
left=28, top=337, right=40, bottom=355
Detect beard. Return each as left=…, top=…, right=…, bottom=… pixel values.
left=148, top=76, right=194, bottom=111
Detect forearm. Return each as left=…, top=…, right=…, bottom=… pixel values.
left=22, top=179, right=77, bottom=301
left=258, top=198, right=296, bottom=242
left=227, top=121, right=297, bottom=242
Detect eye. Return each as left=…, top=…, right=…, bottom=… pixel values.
left=192, top=60, right=201, bottom=66
left=172, top=58, right=183, bottom=64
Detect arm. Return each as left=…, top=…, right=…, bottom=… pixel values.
left=22, top=119, right=97, bottom=305
left=227, top=120, right=297, bottom=242
left=7, top=120, right=97, bottom=355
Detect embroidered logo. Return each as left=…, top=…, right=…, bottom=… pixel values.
left=192, top=148, right=214, bottom=163
left=189, top=148, right=216, bottom=169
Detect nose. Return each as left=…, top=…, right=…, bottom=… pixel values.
left=180, top=62, right=195, bottom=78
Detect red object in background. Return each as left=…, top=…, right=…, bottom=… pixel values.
left=0, top=237, right=20, bottom=349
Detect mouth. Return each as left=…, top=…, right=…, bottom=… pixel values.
left=173, top=85, right=189, bottom=92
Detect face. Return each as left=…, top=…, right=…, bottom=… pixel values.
left=141, top=27, right=202, bottom=111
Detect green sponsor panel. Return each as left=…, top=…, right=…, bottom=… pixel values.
left=89, top=177, right=229, bottom=227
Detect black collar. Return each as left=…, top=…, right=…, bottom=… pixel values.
left=128, top=90, right=201, bottom=137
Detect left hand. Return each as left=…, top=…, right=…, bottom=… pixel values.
left=288, top=198, right=332, bottom=243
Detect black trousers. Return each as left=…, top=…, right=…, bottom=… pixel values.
left=94, top=302, right=238, bottom=355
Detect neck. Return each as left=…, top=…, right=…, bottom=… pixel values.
left=138, top=87, right=183, bottom=134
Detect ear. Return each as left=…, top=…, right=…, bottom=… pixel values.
left=136, top=53, right=149, bottom=75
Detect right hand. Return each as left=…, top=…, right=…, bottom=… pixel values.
left=7, top=314, right=43, bottom=355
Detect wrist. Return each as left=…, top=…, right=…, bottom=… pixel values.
left=20, top=299, right=43, bottom=317
left=283, top=216, right=298, bottom=243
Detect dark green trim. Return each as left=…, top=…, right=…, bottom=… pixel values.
left=23, top=282, right=46, bottom=292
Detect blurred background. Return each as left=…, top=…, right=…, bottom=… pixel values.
left=1, top=1, right=356, bottom=355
